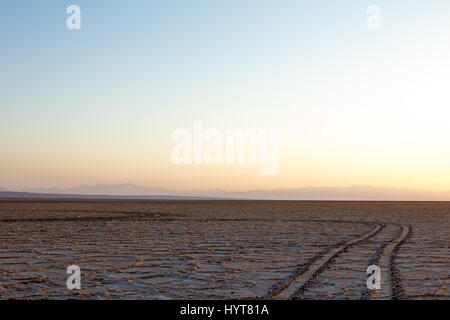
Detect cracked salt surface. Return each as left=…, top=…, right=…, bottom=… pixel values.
left=0, top=201, right=448, bottom=299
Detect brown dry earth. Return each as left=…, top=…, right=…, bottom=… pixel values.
left=0, top=201, right=448, bottom=300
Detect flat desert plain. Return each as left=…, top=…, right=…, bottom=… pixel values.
left=0, top=200, right=448, bottom=299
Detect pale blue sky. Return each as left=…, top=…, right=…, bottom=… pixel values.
left=1, top=1, right=450, bottom=190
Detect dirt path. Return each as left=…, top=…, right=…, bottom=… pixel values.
left=268, top=222, right=412, bottom=300
left=370, top=225, right=410, bottom=300
left=268, top=224, right=383, bottom=299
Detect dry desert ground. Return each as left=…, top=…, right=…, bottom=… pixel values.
left=0, top=200, right=448, bottom=299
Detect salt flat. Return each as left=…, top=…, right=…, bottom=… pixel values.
left=0, top=201, right=448, bottom=299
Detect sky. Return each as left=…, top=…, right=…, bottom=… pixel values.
left=1, top=0, right=450, bottom=192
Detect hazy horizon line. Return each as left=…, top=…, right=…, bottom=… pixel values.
left=3, top=183, right=450, bottom=193
left=2, top=183, right=450, bottom=201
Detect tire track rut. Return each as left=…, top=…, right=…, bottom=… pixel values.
left=370, top=224, right=410, bottom=300
left=268, top=224, right=383, bottom=300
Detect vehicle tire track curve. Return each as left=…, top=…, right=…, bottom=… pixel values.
left=268, top=224, right=383, bottom=300
left=370, top=224, right=410, bottom=300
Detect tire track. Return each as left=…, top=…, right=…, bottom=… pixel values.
left=370, top=224, right=410, bottom=300
left=268, top=224, right=383, bottom=300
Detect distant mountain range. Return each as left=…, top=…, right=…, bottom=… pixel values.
left=0, top=184, right=450, bottom=200
left=23, top=184, right=170, bottom=196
